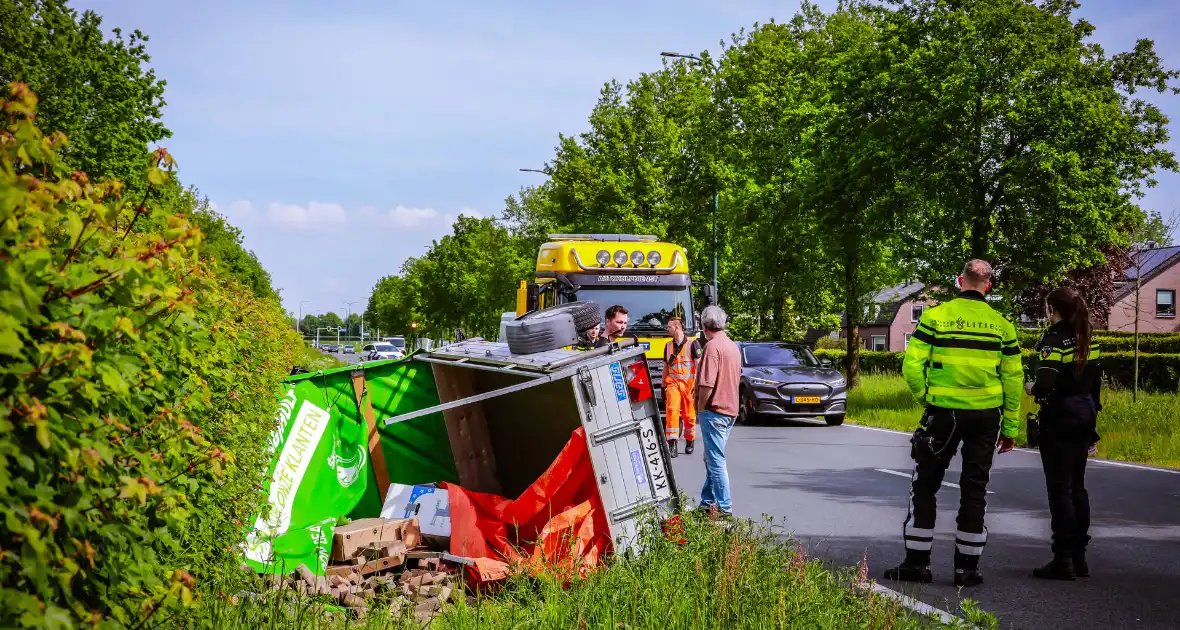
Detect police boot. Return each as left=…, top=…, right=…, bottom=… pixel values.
left=883, top=550, right=933, bottom=583
left=953, top=551, right=984, bottom=588
left=685, top=439, right=695, bottom=455
left=1033, top=554, right=1076, bottom=581
left=668, top=440, right=678, bottom=458
left=1073, top=551, right=1089, bottom=578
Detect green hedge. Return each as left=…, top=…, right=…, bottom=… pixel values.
left=1017, top=331, right=1180, bottom=353
left=816, top=349, right=1180, bottom=393
left=1, top=86, right=300, bottom=627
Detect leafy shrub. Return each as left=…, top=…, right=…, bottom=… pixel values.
left=0, top=84, right=298, bottom=628
left=1018, top=330, right=1180, bottom=353
left=818, top=349, right=1180, bottom=392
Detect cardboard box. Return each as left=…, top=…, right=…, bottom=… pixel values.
left=380, top=484, right=451, bottom=537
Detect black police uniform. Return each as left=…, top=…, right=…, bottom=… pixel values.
left=1030, top=321, right=1102, bottom=578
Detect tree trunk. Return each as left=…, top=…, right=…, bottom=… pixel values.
left=844, top=259, right=861, bottom=390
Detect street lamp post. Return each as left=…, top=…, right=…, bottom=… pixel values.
left=661, top=51, right=720, bottom=299
left=343, top=300, right=359, bottom=339
left=519, top=167, right=549, bottom=175
left=298, top=300, right=311, bottom=335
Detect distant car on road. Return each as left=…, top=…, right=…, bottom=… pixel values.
left=737, top=342, right=847, bottom=426
left=342, top=344, right=355, bottom=354
left=324, top=344, right=339, bottom=353
left=362, top=343, right=403, bottom=361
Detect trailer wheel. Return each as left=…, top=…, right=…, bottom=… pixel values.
left=517, top=301, right=602, bottom=333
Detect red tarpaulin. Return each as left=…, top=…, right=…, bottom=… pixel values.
left=444, top=427, right=611, bottom=584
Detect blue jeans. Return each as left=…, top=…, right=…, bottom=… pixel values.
left=699, top=409, right=736, bottom=513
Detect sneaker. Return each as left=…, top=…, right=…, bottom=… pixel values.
left=685, top=440, right=695, bottom=455
left=883, top=563, right=933, bottom=584
left=1032, top=557, right=1076, bottom=581
left=954, top=568, right=984, bottom=587
left=1073, top=552, right=1089, bottom=578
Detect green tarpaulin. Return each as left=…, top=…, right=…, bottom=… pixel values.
left=243, top=356, right=458, bottom=575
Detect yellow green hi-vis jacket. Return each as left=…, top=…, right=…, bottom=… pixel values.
left=902, top=291, right=1023, bottom=438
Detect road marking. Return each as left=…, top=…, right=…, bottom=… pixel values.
left=862, top=582, right=967, bottom=627
left=848, top=424, right=1180, bottom=476
left=874, top=468, right=994, bottom=494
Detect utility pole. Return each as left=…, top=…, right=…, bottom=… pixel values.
left=298, top=300, right=311, bottom=336
left=662, top=51, right=721, bottom=299
left=343, top=301, right=359, bottom=340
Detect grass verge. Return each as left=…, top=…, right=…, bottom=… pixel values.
left=847, top=374, right=1180, bottom=468
left=189, top=514, right=996, bottom=629
left=295, top=343, right=348, bottom=372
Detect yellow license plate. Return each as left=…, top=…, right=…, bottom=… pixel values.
left=793, top=396, right=821, bottom=404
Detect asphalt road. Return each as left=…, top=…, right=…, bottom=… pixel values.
left=671, top=420, right=1180, bottom=629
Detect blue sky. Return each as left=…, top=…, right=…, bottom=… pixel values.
left=74, top=0, right=1179, bottom=318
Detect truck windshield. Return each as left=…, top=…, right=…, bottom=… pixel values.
left=572, top=286, right=695, bottom=333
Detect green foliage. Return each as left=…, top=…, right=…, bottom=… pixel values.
left=0, top=0, right=170, bottom=191
left=0, top=84, right=299, bottom=628
left=848, top=374, right=1180, bottom=468
left=1016, top=331, right=1180, bottom=353
left=194, top=514, right=986, bottom=629
left=185, top=194, right=276, bottom=299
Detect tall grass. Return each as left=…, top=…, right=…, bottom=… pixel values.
left=186, top=514, right=993, bottom=629
left=847, top=374, right=1180, bottom=468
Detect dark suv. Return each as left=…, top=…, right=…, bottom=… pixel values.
left=737, top=342, right=848, bottom=425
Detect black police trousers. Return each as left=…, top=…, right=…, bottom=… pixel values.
left=1039, top=395, right=1097, bottom=555
left=903, top=407, right=1001, bottom=569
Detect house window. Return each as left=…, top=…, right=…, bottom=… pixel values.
left=904, top=332, right=912, bottom=350
left=871, top=335, right=886, bottom=351
left=1158, top=289, right=1177, bottom=318
left=911, top=304, right=924, bottom=322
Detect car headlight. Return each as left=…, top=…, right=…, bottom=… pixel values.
left=826, top=376, right=846, bottom=386
left=749, top=377, right=782, bottom=386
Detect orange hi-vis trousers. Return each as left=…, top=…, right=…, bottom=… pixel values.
left=664, top=377, right=697, bottom=442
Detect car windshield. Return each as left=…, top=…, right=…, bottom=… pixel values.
left=742, top=344, right=818, bottom=368
left=390, top=338, right=405, bottom=348
left=374, top=344, right=395, bottom=352
left=571, top=286, right=695, bottom=333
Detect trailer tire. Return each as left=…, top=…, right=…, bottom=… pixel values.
left=517, top=301, right=602, bottom=333
left=504, top=313, right=580, bottom=354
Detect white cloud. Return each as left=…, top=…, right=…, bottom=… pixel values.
left=267, top=201, right=347, bottom=230
left=356, top=205, right=485, bottom=231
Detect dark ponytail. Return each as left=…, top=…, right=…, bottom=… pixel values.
left=1045, top=287, right=1092, bottom=375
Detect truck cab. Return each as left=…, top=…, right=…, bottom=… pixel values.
left=514, top=234, right=713, bottom=407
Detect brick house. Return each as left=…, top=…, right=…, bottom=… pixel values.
left=803, top=283, right=934, bottom=352
left=1106, top=246, right=1180, bottom=333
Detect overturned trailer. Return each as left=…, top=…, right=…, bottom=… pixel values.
left=244, top=339, right=680, bottom=578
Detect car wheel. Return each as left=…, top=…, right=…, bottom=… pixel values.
left=505, top=305, right=582, bottom=354
left=826, top=414, right=845, bottom=426
left=517, top=301, right=602, bottom=333
left=737, top=391, right=755, bottom=426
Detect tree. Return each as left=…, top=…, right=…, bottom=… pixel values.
left=320, top=311, right=343, bottom=329
left=882, top=0, right=1179, bottom=299
left=0, top=0, right=170, bottom=189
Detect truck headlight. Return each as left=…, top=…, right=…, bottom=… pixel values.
left=596, top=250, right=611, bottom=266
left=613, top=250, right=628, bottom=266
left=647, top=251, right=662, bottom=265
left=630, top=250, right=645, bottom=266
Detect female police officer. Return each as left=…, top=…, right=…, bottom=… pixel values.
left=1027, top=286, right=1102, bottom=580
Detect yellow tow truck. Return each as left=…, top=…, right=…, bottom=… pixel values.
left=511, top=234, right=714, bottom=407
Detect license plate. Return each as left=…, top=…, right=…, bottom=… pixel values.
left=793, top=396, right=821, bottom=404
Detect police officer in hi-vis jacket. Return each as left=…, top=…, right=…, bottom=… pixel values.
left=884, top=259, right=1023, bottom=588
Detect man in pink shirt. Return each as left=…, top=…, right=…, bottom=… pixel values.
left=694, top=305, right=741, bottom=519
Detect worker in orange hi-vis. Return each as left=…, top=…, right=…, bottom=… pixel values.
left=663, top=317, right=703, bottom=458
